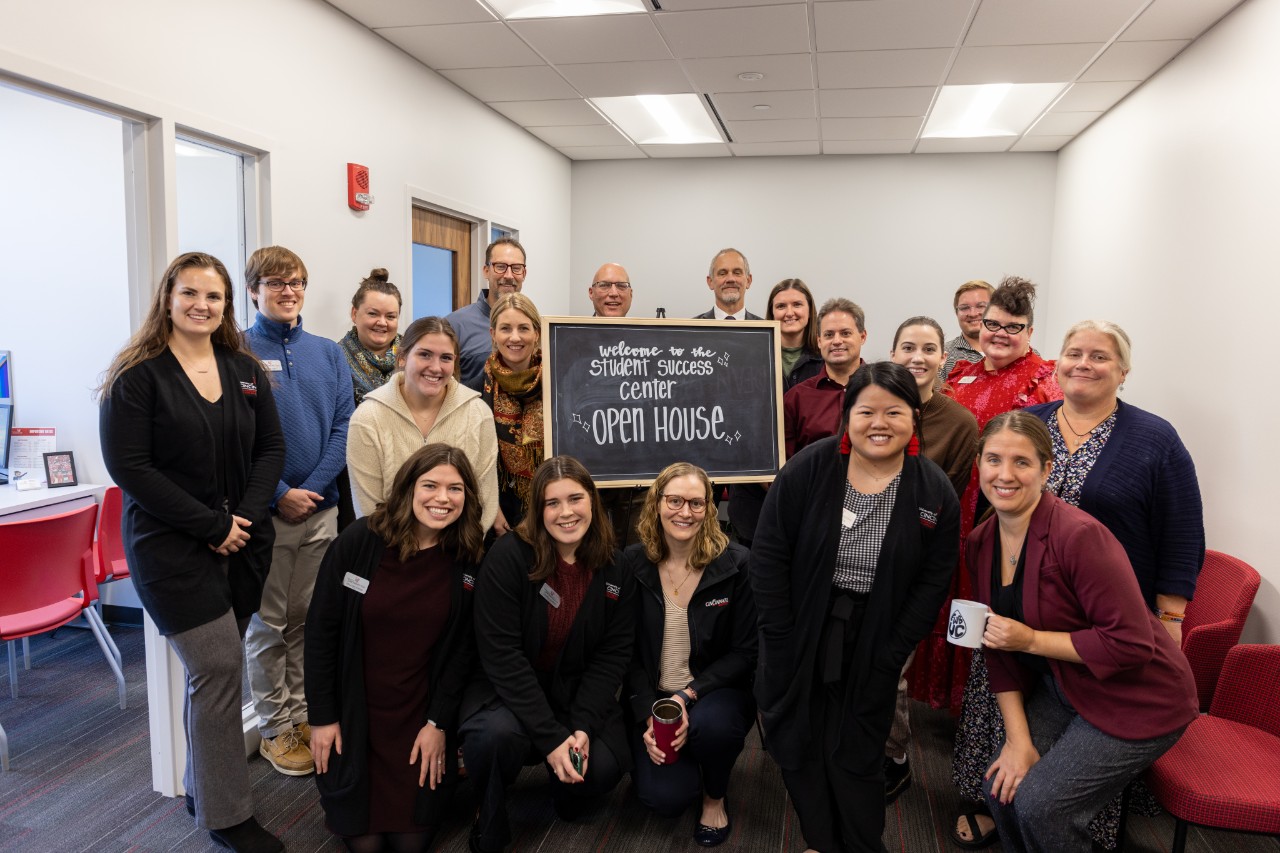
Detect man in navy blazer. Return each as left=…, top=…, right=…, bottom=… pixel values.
left=695, top=248, right=762, bottom=321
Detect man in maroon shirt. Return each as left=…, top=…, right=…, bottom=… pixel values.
left=782, top=298, right=866, bottom=458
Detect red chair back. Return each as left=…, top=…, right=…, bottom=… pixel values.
left=0, top=505, right=99, bottom=626
left=1209, top=644, right=1280, bottom=738
left=1181, top=549, right=1261, bottom=710
left=94, top=486, right=129, bottom=583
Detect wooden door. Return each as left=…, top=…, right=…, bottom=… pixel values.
left=411, top=206, right=472, bottom=312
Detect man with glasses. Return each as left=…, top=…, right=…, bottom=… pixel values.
left=588, top=262, right=633, bottom=317
left=244, top=246, right=353, bottom=777
left=941, top=280, right=993, bottom=381
left=695, top=248, right=761, bottom=321
left=446, top=237, right=527, bottom=389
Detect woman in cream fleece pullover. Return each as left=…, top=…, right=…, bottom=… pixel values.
left=347, top=317, right=499, bottom=531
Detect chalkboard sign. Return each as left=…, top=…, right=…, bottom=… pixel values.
left=543, top=317, right=783, bottom=485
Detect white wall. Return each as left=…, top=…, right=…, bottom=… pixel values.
left=1048, top=0, right=1278, bottom=641
left=571, top=154, right=1059, bottom=357
left=0, top=0, right=573, bottom=338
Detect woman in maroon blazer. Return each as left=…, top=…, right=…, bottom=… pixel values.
left=967, top=411, right=1196, bottom=853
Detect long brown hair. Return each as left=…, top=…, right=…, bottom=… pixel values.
left=636, top=462, right=727, bottom=570
left=515, top=455, right=615, bottom=582
left=367, top=444, right=485, bottom=564
left=97, top=252, right=251, bottom=399
left=766, top=278, right=819, bottom=355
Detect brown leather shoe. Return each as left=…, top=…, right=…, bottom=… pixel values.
left=258, top=729, right=313, bottom=776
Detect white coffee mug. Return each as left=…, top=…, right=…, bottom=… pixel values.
left=946, top=599, right=990, bottom=648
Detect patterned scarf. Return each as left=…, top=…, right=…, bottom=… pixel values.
left=340, top=328, right=400, bottom=406
left=484, top=350, right=545, bottom=511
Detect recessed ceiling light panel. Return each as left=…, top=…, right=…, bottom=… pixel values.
left=486, top=0, right=646, bottom=19
left=923, top=83, right=1067, bottom=138
left=591, top=94, right=724, bottom=145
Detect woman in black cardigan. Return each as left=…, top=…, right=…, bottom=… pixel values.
left=305, top=444, right=485, bottom=852
left=99, top=252, right=285, bottom=853
left=751, top=362, right=960, bottom=853
left=624, top=462, right=757, bottom=847
left=460, top=455, right=634, bottom=853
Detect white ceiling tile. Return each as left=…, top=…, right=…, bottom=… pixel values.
left=822, top=116, right=924, bottom=140
left=324, top=0, right=494, bottom=28
left=1029, top=111, right=1101, bottom=135
left=439, top=66, right=579, bottom=101
left=639, top=143, right=733, bottom=158
left=511, top=15, right=672, bottom=64
left=724, top=118, right=819, bottom=143
left=557, top=60, right=692, bottom=97
left=488, top=99, right=606, bottom=126
left=814, top=1, right=972, bottom=52
left=685, top=54, right=815, bottom=92
left=528, top=124, right=632, bottom=147
left=1052, top=80, right=1140, bottom=112
left=965, top=0, right=1147, bottom=46
left=822, top=140, right=915, bottom=154
left=659, top=0, right=805, bottom=8
left=817, top=50, right=951, bottom=88
left=656, top=6, right=812, bottom=59
left=1079, top=40, right=1189, bottom=82
left=818, top=86, right=935, bottom=118
left=1011, top=135, right=1072, bottom=152
left=729, top=141, right=821, bottom=156
left=1120, top=0, right=1244, bottom=41
left=915, top=137, right=1015, bottom=153
left=558, top=145, right=647, bottom=160
left=711, top=90, right=817, bottom=121
left=947, top=44, right=1104, bottom=84
left=377, top=22, right=540, bottom=69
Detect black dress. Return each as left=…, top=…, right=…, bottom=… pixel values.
left=362, top=546, right=453, bottom=831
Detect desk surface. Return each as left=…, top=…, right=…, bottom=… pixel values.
left=0, top=482, right=104, bottom=519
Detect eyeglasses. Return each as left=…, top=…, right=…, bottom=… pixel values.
left=259, top=278, right=308, bottom=292
left=488, top=262, right=526, bottom=275
left=982, top=319, right=1028, bottom=335
left=662, top=495, right=707, bottom=513
left=591, top=281, right=631, bottom=292
left=956, top=302, right=988, bottom=315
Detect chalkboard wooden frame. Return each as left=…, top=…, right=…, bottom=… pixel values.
left=541, top=316, right=785, bottom=487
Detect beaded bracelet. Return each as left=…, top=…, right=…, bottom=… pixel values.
left=1156, top=609, right=1185, bottom=624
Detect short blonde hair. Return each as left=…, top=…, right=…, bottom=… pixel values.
left=1060, top=319, right=1132, bottom=372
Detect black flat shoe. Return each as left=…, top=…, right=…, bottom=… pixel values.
left=209, top=817, right=283, bottom=853
left=694, top=805, right=732, bottom=847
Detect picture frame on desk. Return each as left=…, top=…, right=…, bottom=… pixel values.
left=43, top=451, right=78, bottom=488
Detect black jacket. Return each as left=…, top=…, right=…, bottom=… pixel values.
left=462, top=534, right=636, bottom=767
left=784, top=349, right=824, bottom=390
left=693, top=308, right=763, bottom=321
left=750, top=437, right=959, bottom=772
left=99, top=347, right=284, bottom=635
left=623, top=542, right=758, bottom=722
left=304, top=519, right=477, bottom=836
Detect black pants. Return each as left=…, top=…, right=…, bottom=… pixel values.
left=459, top=703, right=623, bottom=850
left=629, top=686, right=754, bottom=817
left=780, top=593, right=888, bottom=853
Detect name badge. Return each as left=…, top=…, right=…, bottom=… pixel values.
left=540, top=583, right=562, bottom=608
left=957, top=375, right=977, bottom=384
left=841, top=508, right=857, bottom=528
left=262, top=359, right=283, bottom=372
left=343, top=572, right=370, bottom=594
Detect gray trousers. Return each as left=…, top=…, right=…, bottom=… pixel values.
left=885, top=650, right=915, bottom=760
left=245, top=507, right=336, bottom=737
left=167, top=608, right=253, bottom=830
left=983, top=674, right=1184, bottom=853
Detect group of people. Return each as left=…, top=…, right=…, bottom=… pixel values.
left=96, top=241, right=1205, bottom=853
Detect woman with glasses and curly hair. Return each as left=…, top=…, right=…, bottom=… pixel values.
left=624, top=462, right=757, bottom=847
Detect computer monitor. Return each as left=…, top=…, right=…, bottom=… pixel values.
left=0, top=402, right=12, bottom=485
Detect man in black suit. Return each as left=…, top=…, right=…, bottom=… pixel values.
left=695, top=248, right=761, bottom=320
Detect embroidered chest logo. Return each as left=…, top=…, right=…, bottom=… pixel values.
left=918, top=507, right=938, bottom=529
left=239, top=380, right=257, bottom=397
left=463, top=574, right=475, bottom=591
left=605, top=582, right=621, bottom=600
left=948, top=610, right=967, bottom=640
left=704, top=597, right=730, bottom=608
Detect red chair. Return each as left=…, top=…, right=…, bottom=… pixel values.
left=1182, top=550, right=1261, bottom=711
left=1145, top=644, right=1280, bottom=852
left=93, top=486, right=131, bottom=585
left=0, top=505, right=127, bottom=710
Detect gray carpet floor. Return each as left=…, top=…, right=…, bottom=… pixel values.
left=1, top=625, right=1275, bottom=852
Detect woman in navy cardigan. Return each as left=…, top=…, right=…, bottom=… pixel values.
left=459, top=456, right=635, bottom=853
left=969, top=412, right=1197, bottom=852
left=624, top=462, right=756, bottom=847
left=100, top=252, right=285, bottom=853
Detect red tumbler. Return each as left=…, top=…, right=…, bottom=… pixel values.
left=652, top=697, right=684, bottom=765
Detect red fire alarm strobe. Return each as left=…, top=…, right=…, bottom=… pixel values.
left=347, top=163, right=372, bottom=211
